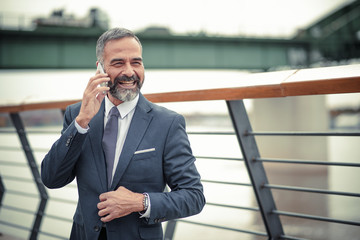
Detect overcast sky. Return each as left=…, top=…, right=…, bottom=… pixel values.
left=1, top=0, right=352, bottom=37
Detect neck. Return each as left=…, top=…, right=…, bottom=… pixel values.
left=107, top=93, right=124, bottom=106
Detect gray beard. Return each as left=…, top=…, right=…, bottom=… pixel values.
left=111, top=87, right=140, bottom=102
left=108, top=75, right=143, bottom=102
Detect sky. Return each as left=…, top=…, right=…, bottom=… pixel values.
left=0, top=0, right=352, bottom=37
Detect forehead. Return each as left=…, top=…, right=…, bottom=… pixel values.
left=103, top=37, right=142, bottom=60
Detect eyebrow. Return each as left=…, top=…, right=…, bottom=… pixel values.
left=133, top=57, right=143, bottom=62
left=110, top=57, right=143, bottom=64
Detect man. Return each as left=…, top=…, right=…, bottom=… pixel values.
left=41, top=28, right=205, bottom=240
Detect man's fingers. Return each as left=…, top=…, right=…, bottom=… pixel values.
left=89, top=77, right=110, bottom=92
left=98, top=208, right=108, bottom=217
left=99, top=190, right=115, bottom=201
left=99, top=208, right=115, bottom=222
left=96, top=90, right=107, bottom=102
left=99, top=193, right=107, bottom=202
left=100, top=214, right=114, bottom=223
left=97, top=201, right=105, bottom=210
left=98, top=203, right=118, bottom=222
left=86, top=72, right=109, bottom=90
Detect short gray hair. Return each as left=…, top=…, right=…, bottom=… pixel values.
left=96, top=28, right=142, bottom=63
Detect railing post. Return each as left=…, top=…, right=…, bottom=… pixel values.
left=226, top=100, right=284, bottom=240
left=164, top=220, right=177, bottom=240
left=0, top=175, right=4, bottom=209
left=10, top=112, right=48, bottom=240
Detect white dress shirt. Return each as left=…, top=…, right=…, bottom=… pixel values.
left=74, top=94, right=150, bottom=218
left=103, top=95, right=138, bottom=179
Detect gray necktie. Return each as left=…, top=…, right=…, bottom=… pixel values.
left=102, top=106, right=120, bottom=188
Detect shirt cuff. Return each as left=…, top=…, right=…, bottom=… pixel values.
left=139, top=194, right=151, bottom=219
left=74, top=119, right=89, bottom=134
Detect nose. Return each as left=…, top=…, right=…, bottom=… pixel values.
left=122, top=63, right=135, bottom=77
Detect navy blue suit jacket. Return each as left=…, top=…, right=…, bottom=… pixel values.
left=41, top=93, right=205, bottom=240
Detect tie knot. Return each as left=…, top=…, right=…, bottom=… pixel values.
left=109, top=106, right=120, bottom=118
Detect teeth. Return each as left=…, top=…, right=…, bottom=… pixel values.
left=120, top=81, right=134, bottom=84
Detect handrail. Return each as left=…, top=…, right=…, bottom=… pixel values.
left=0, top=65, right=359, bottom=112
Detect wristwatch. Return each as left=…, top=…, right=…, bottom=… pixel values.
left=143, top=193, right=149, bottom=211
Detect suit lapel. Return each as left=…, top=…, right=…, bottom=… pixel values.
left=110, top=94, right=153, bottom=190
left=88, top=101, right=107, bottom=192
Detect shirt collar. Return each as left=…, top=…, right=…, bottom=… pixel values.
left=104, top=94, right=139, bottom=119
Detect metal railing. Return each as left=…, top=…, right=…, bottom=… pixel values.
left=0, top=64, right=359, bottom=239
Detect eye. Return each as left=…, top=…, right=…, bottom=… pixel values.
left=112, top=61, right=124, bottom=67
left=131, top=58, right=143, bottom=66
left=132, top=60, right=143, bottom=66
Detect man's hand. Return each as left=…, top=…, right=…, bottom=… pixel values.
left=97, top=186, right=144, bottom=222
left=75, top=70, right=110, bottom=128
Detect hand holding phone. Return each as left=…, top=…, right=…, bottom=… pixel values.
left=97, top=63, right=108, bottom=94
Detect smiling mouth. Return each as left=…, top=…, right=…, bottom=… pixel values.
left=118, top=80, right=137, bottom=89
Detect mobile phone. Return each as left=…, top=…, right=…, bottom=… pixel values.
left=98, top=62, right=105, bottom=73
left=97, top=63, right=108, bottom=93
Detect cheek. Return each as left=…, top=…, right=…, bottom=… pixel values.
left=107, top=69, right=120, bottom=81
left=137, top=69, right=145, bottom=80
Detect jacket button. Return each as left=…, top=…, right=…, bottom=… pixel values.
left=94, top=225, right=100, bottom=232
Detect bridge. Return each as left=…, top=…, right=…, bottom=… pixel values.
left=0, top=0, right=359, bottom=70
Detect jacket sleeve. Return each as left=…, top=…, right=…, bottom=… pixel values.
left=147, top=114, right=206, bottom=224
left=41, top=105, right=87, bottom=189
